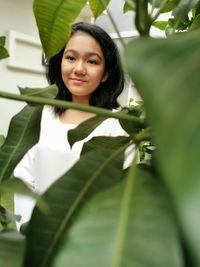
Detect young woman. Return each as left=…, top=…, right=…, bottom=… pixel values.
left=14, top=22, right=128, bottom=229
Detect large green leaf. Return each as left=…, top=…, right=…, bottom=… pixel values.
left=0, top=105, right=43, bottom=183
left=33, top=0, right=87, bottom=57
left=125, top=29, right=200, bottom=265
left=81, top=136, right=131, bottom=156
left=119, top=107, right=146, bottom=135
left=68, top=115, right=108, bottom=147
left=0, top=229, right=26, bottom=267
left=25, top=147, right=125, bottom=267
left=89, top=0, right=111, bottom=19
left=68, top=111, right=140, bottom=148
left=18, top=84, right=57, bottom=98
left=18, top=84, right=58, bottom=106
left=51, top=165, right=183, bottom=267
left=0, top=135, right=5, bottom=147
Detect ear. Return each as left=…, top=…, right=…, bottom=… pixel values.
left=101, top=72, right=108, bottom=83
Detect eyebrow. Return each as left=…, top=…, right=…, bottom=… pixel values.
left=64, top=49, right=103, bottom=61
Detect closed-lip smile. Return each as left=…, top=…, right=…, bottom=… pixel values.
left=70, top=77, right=87, bottom=82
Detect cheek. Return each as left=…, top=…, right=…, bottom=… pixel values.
left=91, top=68, right=106, bottom=83
left=61, top=63, right=70, bottom=80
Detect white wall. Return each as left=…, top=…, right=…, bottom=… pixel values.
left=0, top=0, right=48, bottom=136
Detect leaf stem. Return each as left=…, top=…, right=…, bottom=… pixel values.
left=0, top=91, right=144, bottom=124
left=134, top=128, right=152, bottom=143
left=100, top=0, right=126, bottom=48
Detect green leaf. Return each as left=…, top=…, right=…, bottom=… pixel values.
left=160, top=0, right=176, bottom=13
left=0, top=204, right=21, bottom=227
left=19, top=84, right=58, bottom=98
left=0, top=178, right=48, bottom=214
left=0, top=135, right=5, bottom=147
left=52, top=165, right=183, bottom=267
left=0, top=45, right=9, bottom=59
left=152, top=20, right=168, bottom=30
left=18, top=84, right=58, bottom=106
left=0, top=36, right=6, bottom=46
left=194, top=1, right=200, bottom=16
left=0, top=91, right=139, bottom=122
left=25, top=148, right=125, bottom=267
left=190, top=13, right=200, bottom=30
left=150, top=0, right=163, bottom=8
left=125, top=29, right=200, bottom=265
left=119, top=107, right=145, bottom=135
left=0, top=105, right=43, bottom=183
left=0, top=36, right=9, bottom=59
left=68, top=115, right=107, bottom=147
left=33, top=0, right=87, bottom=57
left=81, top=136, right=131, bottom=155
left=123, top=1, right=135, bottom=13
left=89, top=0, right=111, bottom=19
left=0, top=229, right=26, bottom=267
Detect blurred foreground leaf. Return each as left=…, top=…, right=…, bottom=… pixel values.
left=126, top=29, right=200, bottom=265
left=52, top=166, right=183, bottom=267
left=0, top=229, right=26, bottom=267
left=25, top=148, right=125, bottom=267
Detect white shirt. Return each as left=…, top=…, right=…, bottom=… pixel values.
left=14, top=106, right=131, bottom=229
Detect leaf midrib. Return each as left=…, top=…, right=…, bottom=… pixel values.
left=112, top=161, right=136, bottom=267
left=41, top=145, right=127, bottom=267
left=0, top=107, right=37, bottom=182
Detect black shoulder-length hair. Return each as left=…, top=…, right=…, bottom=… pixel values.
left=46, top=22, right=125, bottom=114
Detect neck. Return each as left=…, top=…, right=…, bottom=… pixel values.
left=72, top=95, right=90, bottom=105
left=59, top=108, right=95, bottom=125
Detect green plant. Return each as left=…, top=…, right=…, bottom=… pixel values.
left=0, top=36, right=9, bottom=60
left=0, top=0, right=200, bottom=266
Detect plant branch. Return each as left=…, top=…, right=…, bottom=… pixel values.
left=134, top=128, right=152, bottom=143
left=151, top=0, right=169, bottom=22
left=135, top=0, right=151, bottom=36
left=100, top=0, right=126, bottom=48
left=0, top=91, right=144, bottom=124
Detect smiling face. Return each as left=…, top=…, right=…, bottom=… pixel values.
left=61, top=31, right=108, bottom=104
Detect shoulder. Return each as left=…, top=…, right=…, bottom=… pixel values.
left=102, top=117, right=128, bottom=137
left=93, top=108, right=128, bottom=137
left=41, top=105, right=56, bottom=124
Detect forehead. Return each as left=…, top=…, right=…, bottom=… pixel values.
left=65, top=31, right=104, bottom=56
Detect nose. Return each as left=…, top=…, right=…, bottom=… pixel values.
left=74, top=60, right=86, bottom=75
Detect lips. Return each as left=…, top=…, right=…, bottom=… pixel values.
left=70, top=77, right=87, bottom=86
left=70, top=78, right=86, bottom=82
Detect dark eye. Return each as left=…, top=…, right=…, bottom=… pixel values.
left=88, top=60, right=98, bottom=65
left=66, top=56, right=75, bottom=61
